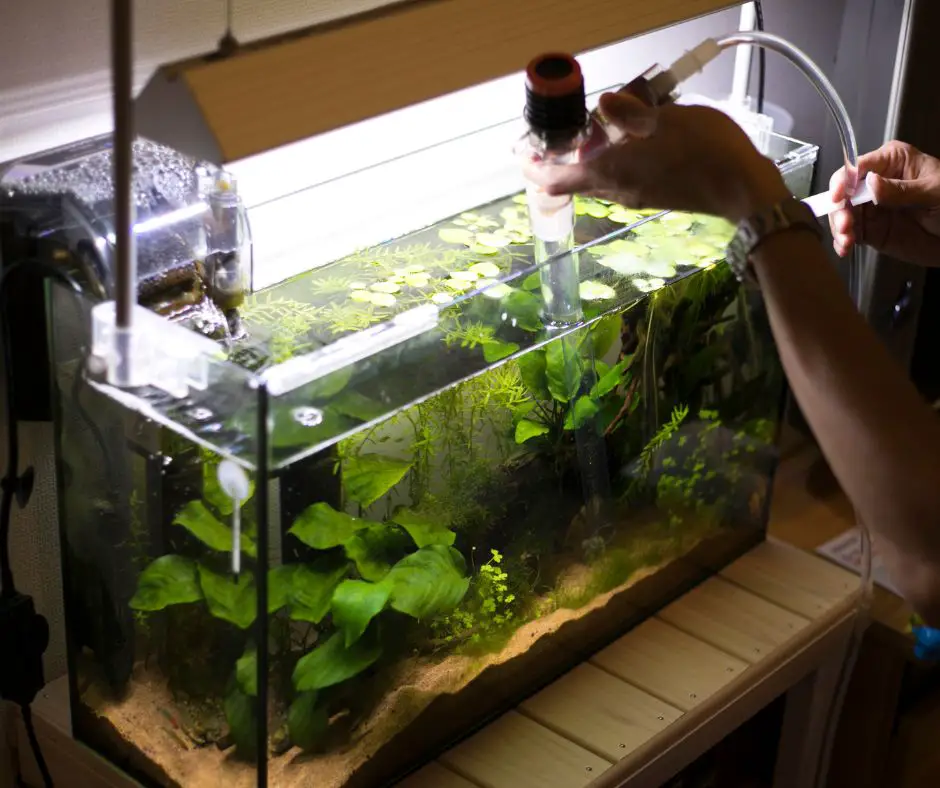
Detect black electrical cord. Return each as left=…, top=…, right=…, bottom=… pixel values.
left=754, top=0, right=767, bottom=115
left=19, top=705, right=53, bottom=787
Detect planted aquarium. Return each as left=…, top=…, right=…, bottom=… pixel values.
left=1, top=120, right=817, bottom=787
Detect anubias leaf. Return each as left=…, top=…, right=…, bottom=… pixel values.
left=331, top=390, right=387, bottom=422
left=501, top=290, right=542, bottom=332
left=268, top=564, right=298, bottom=614
left=390, top=509, right=456, bottom=549
left=130, top=555, right=202, bottom=611
left=590, top=314, right=622, bottom=358
left=289, top=503, right=364, bottom=550
left=343, top=454, right=413, bottom=507
left=517, top=350, right=549, bottom=400
left=482, top=339, right=519, bottom=363
left=331, top=580, right=391, bottom=647
left=344, top=524, right=411, bottom=582
left=292, top=626, right=383, bottom=691
left=383, top=545, right=470, bottom=620
left=198, top=565, right=257, bottom=629
left=288, top=691, right=328, bottom=751
left=224, top=684, right=258, bottom=757
left=236, top=646, right=257, bottom=696
left=515, top=419, right=550, bottom=445
left=545, top=340, right=582, bottom=403
left=173, top=500, right=257, bottom=557
left=590, top=356, right=633, bottom=399
left=289, top=557, right=349, bottom=624
left=203, top=464, right=255, bottom=517
left=563, top=396, right=600, bottom=431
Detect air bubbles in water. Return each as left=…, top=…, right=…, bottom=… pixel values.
left=292, top=407, right=324, bottom=428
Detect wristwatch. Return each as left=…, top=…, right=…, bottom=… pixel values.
left=726, top=196, right=822, bottom=285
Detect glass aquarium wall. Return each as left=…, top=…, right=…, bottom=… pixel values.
left=38, top=126, right=817, bottom=788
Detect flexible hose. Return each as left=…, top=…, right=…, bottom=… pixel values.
left=713, top=30, right=873, bottom=788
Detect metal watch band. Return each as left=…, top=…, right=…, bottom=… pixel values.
left=726, top=196, right=822, bottom=285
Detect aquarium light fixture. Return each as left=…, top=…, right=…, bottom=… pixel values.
left=261, top=304, right=440, bottom=397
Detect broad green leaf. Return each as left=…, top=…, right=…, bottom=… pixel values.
left=224, top=684, right=258, bottom=757
left=344, top=524, right=410, bottom=582
left=236, top=646, right=257, bottom=696
left=482, top=339, right=519, bottom=363
left=332, top=580, right=390, bottom=646
left=438, top=228, right=474, bottom=245
left=289, top=503, right=363, bottom=550
left=501, top=290, right=542, bottom=332
left=563, top=396, right=600, bottom=431
left=172, top=500, right=258, bottom=558
left=268, top=564, right=297, bottom=614
left=515, top=419, right=550, bottom=444
left=330, top=391, right=387, bottom=422
left=198, top=566, right=257, bottom=629
left=271, top=407, right=356, bottom=450
left=289, top=557, right=349, bottom=624
left=292, top=627, right=383, bottom=691
left=383, top=545, right=470, bottom=620
left=204, top=465, right=255, bottom=517
left=521, top=272, right=541, bottom=291
left=517, top=350, right=549, bottom=400
left=129, top=555, right=202, bottom=611
left=307, top=365, right=353, bottom=400
left=590, top=314, right=621, bottom=358
left=343, top=454, right=413, bottom=507
left=579, top=281, right=617, bottom=301
left=469, top=262, right=501, bottom=278
left=390, top=509, right=456, bottom=548
left=545, top=341, right=582, bottom=403
left=591, top=356, right=633, bottom=399
left=288, top=691, right=328, bottom=751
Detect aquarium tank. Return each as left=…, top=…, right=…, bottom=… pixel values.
left=0, top=111, right=817, bottom=788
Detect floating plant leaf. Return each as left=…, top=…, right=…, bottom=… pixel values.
left=469, top=243, right=499, bottom=256
left=579, top=281, right=617, bottom=301
left=608, top=207, right=645, bottom=224
left=350, top=290, right=373, bottom=302
left=370, top=281, right=401, bottom=294
left=512, top=193, right=528, bottom=205
left=594, top=253, right=648, bottom=277
left=445, top=278, right=473, bottom=292
left=438, top=228, right=474, bottom=245
left=343, top=454, right=413, bottom=507
left=268, top=564, right=297, bottom=614
left=289, top=503, right=364, bottom=550
left=173, top=500, right=258, bottom=558
left=348, top=281, right=368, bottom=290
left=198, top=566, right=257, bottom=630
left=517, top=350, right=549, bottom=400
left=591, top=356, right=633, bottom=399
left=204, top=464, right=255, bottom=517
left=634, top=277, right=666, bottom=293
left=289, top=557, right=349, bottom=624
left=130, top=555, right=202, bottom=611
left=469, top=262, right=501, bottom=278
left=431, top=292, right=454, bottom=305
left=404, top=274, right=430, bottom=288
left=383, top=545, right=470, bottom=620
left=590, top=314, right=621, bottom=358
left=288, top=691, right=328, bottom=751
left=477, top=279, right=514, bottom=299
left=405, top=264, right=426, bottom=273
left=662, top=212, right=693, bottom=231
left=501, top=289, right=542, bottom=332
left=450, top=270, right=479, bottom=282
left=545, top=341, right=582, bottom=403
left=236, top=646, right=257, bottom=696
left=475, top=233, right=511, bottom=248
left=368, top=292, right=397, bottom=307
left=293, top=626, right=383, bottom=691
left=641, top=258, right=678, bottom=279
left=331, top=390, right=386, bottom=422
left=482, top=339, right=519, bottom=363
left=390, top=509, right=456, bottom=548
left=331, top=579, right=391, bottom=646
left=564, top=396, right=600, bottom=430
left=344, top=524, right=411, bottom=582
left=515, top=419, right=550, bottom=444
left=224, top=684, right=258, bottom=757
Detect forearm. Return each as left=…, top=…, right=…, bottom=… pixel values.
left=752, top=230, right=940, bottom=622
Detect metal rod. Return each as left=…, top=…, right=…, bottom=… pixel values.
left=111, top=0, right=136, bottom=348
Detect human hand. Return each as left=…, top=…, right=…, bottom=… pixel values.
left=522, top=92, right=791, bottom=222
left=829, top=141, right=940, bottom=266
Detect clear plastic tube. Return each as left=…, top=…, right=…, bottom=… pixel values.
left=712, top=31, right=873, bottom=788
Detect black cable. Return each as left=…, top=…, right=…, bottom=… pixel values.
left=754, top=0, right=767, bottom=115
left=20, top=704, right=53, bottom=788
left=0, top=260, right=81, bottom=599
